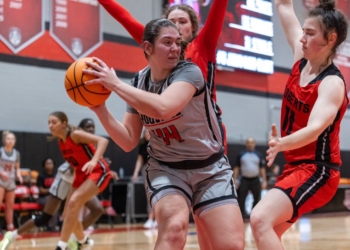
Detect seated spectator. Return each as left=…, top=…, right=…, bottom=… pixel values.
left=37, top=157, right=57, bottom=231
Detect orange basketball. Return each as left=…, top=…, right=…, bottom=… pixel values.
left=64, top=57, right=111, bottom=107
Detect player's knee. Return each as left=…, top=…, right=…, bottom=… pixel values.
left=90, top=203, right=104, bottom=216
left=214, top=237, right=245, bottom=250
left=34, top=212, right=52, bottom=227
left=86, top=199, right=104, bottom=216
left=67, top=198, right=83, bottom=212
left=231, top=238, right=245, bottom=250
left=163, top=220, right=187, bottom=245
left=250, top=210, right=268, bottom=237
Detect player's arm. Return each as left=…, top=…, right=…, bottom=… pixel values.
left=275, top=0, right=303, bottom=62
left=279, top=76, right=345, bottom=150
left=133, top=155, right=144, bottom=181
left=70, top=130, right=109, bottom=166
left=98, top=0, right=144, bottom=44
left=91, top=106, right=144, bottom=152
left=115, top=80, right=196, bottom=120
left=85, top=57, right=201, bottom=120
left=195, top=0, right=229, bottom=61
left=266, top=76, right=345, bottom=165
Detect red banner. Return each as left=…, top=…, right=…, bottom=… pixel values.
left=50, top=0, right=102, bottom=60
left=0, top=0, right=44, bottom=53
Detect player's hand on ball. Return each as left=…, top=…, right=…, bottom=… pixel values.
left=266, top=124, right=281, bottom=167
left=83, top=57, right=120, bottom=91
left=89, top=102, right=107, bottom=112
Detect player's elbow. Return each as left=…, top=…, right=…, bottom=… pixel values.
left=154, top=103, right=178, bottom=120
left=156, top=110, right=176, bottom=120
left=122, top=145, right=134, bottom=152
left=101, top=137, right=109, bottom=147
left=120, top=141, right=139, bottom=153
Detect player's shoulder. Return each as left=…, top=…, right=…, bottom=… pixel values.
left=172, top=61, right=202, bottom=76
left=132, top=66, right=151, bottom=88
left=318, top=64, right=345, bottom=92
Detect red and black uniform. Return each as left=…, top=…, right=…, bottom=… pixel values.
left=98, top=0, right=229, bottom=153
left=59, top=133, right=110, bottom=192
left=276, top=58, right=348, bottom=223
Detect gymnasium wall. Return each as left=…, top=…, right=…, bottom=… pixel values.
left=0, top=0, right=350, bottom=171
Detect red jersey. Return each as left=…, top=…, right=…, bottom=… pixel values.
left=58, top=134, right=109, bottom=177
left=98, top=0, right=228, bottom=117
left=281, top=58, right=348, bottom=165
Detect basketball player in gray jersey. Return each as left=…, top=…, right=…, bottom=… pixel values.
left=128, top=61, right=223, bottom=162
left=0, top=131, right=22, bottom=231
left=85, top=18, right=244, bottom=250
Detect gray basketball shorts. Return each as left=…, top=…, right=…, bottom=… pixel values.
left=0, top=178, right=16, bottom=191
left=49, top=172, right=72, bottom=201
left=145, top=156, right=238, bottom=216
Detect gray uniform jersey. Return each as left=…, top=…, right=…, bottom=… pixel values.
left=0, top=147, right=19, bottom=180
left=127, top=61, right=222, bottom=162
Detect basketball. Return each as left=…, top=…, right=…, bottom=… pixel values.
left=64, top=57, right=111, bottom=107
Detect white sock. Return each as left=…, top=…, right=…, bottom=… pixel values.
left=78, top=235, right=87, bottom=244
left=58, top=240, right=67, bottom=249
left=11, top=230, right=18, bottom=239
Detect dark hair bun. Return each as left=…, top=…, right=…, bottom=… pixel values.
left=319, top=0, right=335, bottom=10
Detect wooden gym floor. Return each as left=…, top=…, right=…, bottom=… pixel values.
left=4, top=212, right=350, bottom=250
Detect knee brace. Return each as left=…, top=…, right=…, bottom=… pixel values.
left=34, top=212, right=53, bottom=227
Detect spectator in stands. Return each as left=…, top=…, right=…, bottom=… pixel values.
left=233, top=137, right=267, bottom=219
left=0, top=131, right=22, bottom=231
left=37, top=157, right=57, bottom=231
left=132, top=130, right=156, bottom=229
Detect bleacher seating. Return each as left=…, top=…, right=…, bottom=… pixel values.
left=13, top=185, right=44, bottom=226
left=0, top=170, right=44, bottom=228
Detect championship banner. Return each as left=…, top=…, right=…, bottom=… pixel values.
left=50, top=0, right=102, bottom=60
left=0, top=0, right=44, bottom=54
